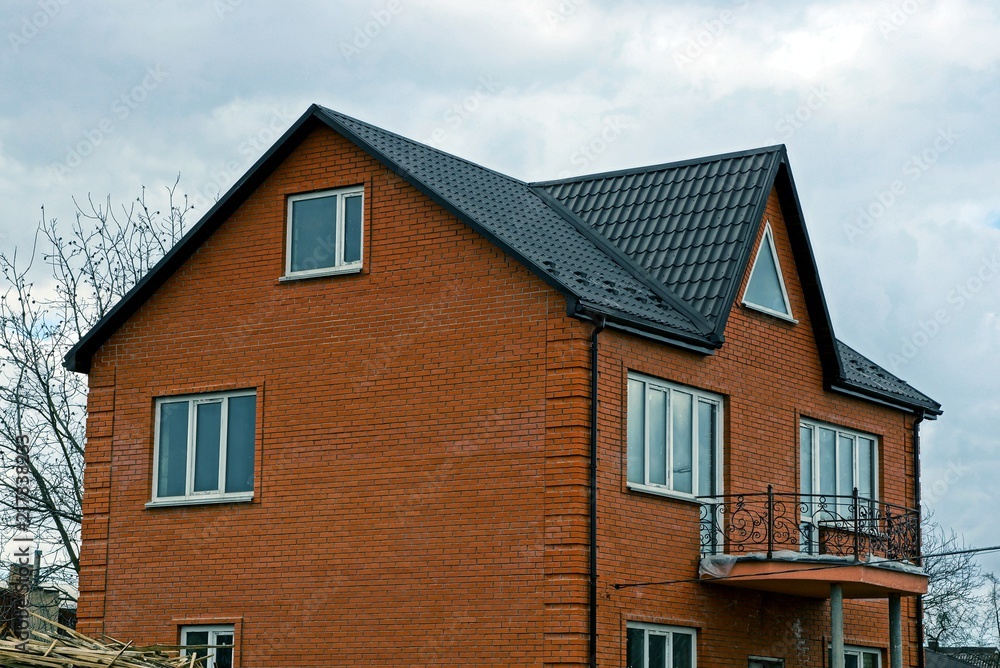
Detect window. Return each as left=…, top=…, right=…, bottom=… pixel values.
left=181, top=625, right=234, bottom=668
left=742, top=221, right=794, bottom=320
left=829, top=646, right=881, bottom=668
left=627, top=622, right=696, bottom=668
left=627, top=373, right=722, bottom=498
left=286, top=186, right=363, bottom=278
left=749, top=658, right=784, bottom=668
left=152, top=390, right=256, bottom=504
left=799, top=419, right=878, bottom=503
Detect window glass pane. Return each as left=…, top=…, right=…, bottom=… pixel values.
left=225, top=395, right=256, bottom=493
left=838, top=434, right=854, bottom=498
left=649, top=634, right=667, bottom=668
left=627, top=380, right=646, bottom=484
left=627, top=628, right=645, bottom=668
left=157, top=402, right=189, bottom=497
left=858, top=438, right=874, bottom=499
left=344, top=194, right=363, bottom=263
left=290, top=195, right=337, bottom=273
left=673, top=632, right=693, bottom=668
left=672, top=391, right=693, bottom=493
left=194, top=402, right=222, bottom=492
left=745, top=232, right=788, bottom=314
left=698, top=401, right=716, bottom=496
left=184, top=631, right=209, bottom=661
left=845, top=653, right=859, bottom=668
left=818, top=428, right=836, bottom=497
left=863, top=651, right=879, bottom=668
left=185, top=631, right=208, bottom=646
left=215, top=646, right=233, bottom=668
left=648, top=389, right=667, bottom=486
left=800, top=425, right=813, bottom=496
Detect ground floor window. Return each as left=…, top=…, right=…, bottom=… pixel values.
left=626, top=622, right=695, bottom=668
left=829, top=645, right=881, bottom=668
left=181, top=625, right=234, bottom=668
left=749, top=657, right=784, bottom=668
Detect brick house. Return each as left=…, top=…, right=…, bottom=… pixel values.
left=65, top=106, right=941, bottom=668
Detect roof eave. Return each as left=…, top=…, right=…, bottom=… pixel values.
left=64, top=105, right=329, bottom=373
left=572, top=301, right=720, bottom=355
left=829, top=381, right=943, bottom=419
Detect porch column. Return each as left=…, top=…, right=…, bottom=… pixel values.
left=831, top=584, right=845, bottom=668
left=889, top=595, right=902, bottom=668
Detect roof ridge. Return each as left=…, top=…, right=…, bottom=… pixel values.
left=530, top=145, right=786, bottom=187
left=530, top=184, right=717, bottom=338
left=316, top=105, right=530, bottom=187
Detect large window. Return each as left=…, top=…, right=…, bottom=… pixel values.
left=181, top=625, right=234, bottom=668
left=799, top=419, right=878, bottom=502
left=627, top=622, right=696, bottom=668
left=152, top=390, right=256, bottom=504
left=627, top=373, right=721, bottom=498
left=286, top=186, right=364, bottom=278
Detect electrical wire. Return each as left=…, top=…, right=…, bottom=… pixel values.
left=612, top=544, right=1000, bottom=590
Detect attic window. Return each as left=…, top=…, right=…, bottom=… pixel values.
left=742, top=221, right=795, bottom=321
left=285, top=186, right=363, bottom=279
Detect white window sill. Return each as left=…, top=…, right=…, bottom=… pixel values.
left=742, top=301, right=798, bottom=324
left=280, top=264, right=362, bottom=282
left=146, top=493, right=254, bottom=509
left=627, top=482, right=703, bottom=505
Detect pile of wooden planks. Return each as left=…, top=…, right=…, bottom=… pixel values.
left=0, top=615, right=200, bottom=668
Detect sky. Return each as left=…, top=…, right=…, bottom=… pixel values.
left=1, top=1, right=998, bottom=573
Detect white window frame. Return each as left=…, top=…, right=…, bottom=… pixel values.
left=742, top=221, right=796, bottom=322
left=799, top=418, right=879, bottom=502
left=626, top=372, right=723, bottom=500
left=148, top=389, right=256, bottom=507
left=284, top=186, right=364, bottom=279
left=181, top=624, right=234, bottom=668
left=626, top=621, right=697, bottom=668
left=829, top=645, right=882, bottom=668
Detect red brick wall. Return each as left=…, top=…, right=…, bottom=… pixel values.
left=76, top=124, right=921, bottom=667
left=77, top=125, right=591, bottom=666
left=594, top=188, right=922, bottom=668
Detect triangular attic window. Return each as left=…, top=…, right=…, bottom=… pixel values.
left=742, top=222, right=794, bottom=321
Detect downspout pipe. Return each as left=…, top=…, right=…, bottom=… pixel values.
left=913, top=410, right=926, bottom=668
left=589, top=315, right=606, bottom=668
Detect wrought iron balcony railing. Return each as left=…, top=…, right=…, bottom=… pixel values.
left=698, top=486, right=920, bottom=563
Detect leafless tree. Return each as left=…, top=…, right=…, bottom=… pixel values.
left=0, top=179, right=191, bottom=591
left=922, top=511, right=993, bottom=646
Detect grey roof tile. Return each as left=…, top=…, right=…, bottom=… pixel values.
left=836, top=341, right=942, bottom=414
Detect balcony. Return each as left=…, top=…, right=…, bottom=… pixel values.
left=696, top=486, right=927, bottom=598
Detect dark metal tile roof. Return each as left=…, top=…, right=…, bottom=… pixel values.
left=835, top=340, right=942, bottom=414
left=536, top=148, right=782, bottom=326
left=65, top=105, right=940, bottom=416
left=319, top=107, right=713, bottom=343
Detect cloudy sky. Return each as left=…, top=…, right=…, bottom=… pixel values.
left=1, top=1, right=998, bottom=570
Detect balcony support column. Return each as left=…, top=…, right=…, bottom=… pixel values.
left=831, top=584, right=845, bottom=668
left=889, top=595, right=903, bottom=668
